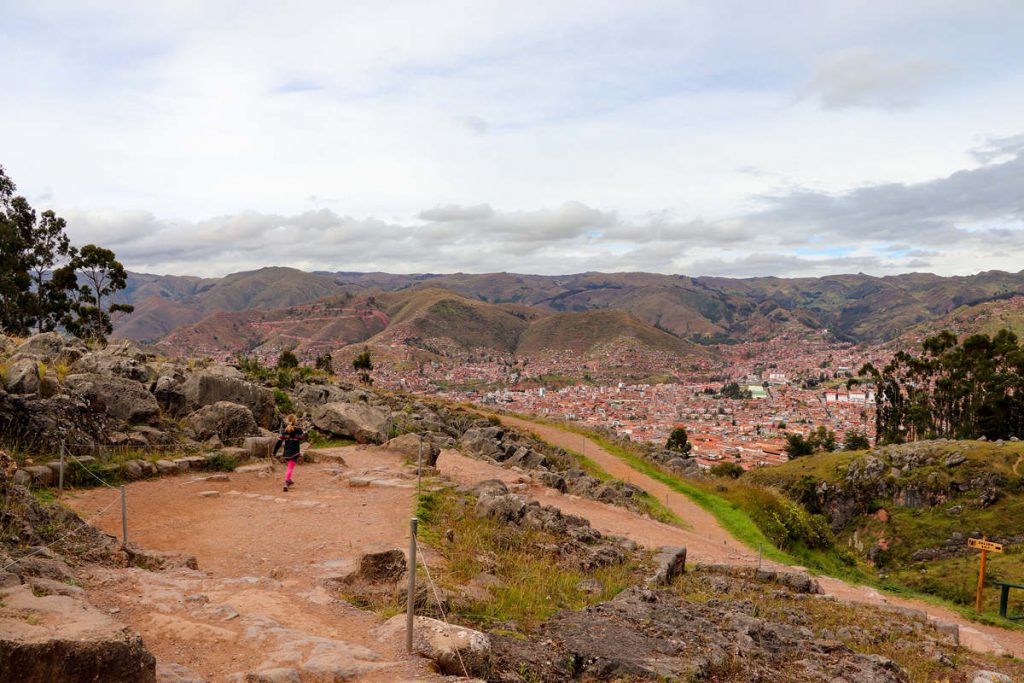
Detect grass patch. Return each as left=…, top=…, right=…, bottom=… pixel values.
left=306, top=430, right=356, bottom=449
left=205, top=452, right=240, bottom=472
left=416, top=487, right=648, bottom=632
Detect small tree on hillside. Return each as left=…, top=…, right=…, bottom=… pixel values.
left=352, top=348, right=373, bottom=385
left=277, top=349, right=299, bottom=369
left=665, top=426, right=692, bottom=454
left=784, top=433, right=814, bottom=458
left=842, top=430, right=871, bottom=451
left=315, top=353, right=334, bottom=374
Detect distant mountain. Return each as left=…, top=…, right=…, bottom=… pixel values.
left=115, top=267, right=1024, bottom=349
left=516, top=309, right=702, bottom=357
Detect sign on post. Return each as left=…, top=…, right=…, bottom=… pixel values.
left=968, top=536, right=1003, bottom=612
left=968, top=538, right=1004, bottom=553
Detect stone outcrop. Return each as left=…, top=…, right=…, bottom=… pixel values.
left=73, top=342, right=155, bottom=383
left=312, top=402, right=390, bottom=443
left=490, top=580, right=912, bottom=683
left=376, top=614, right=491, bottom=678
left=0, top=584, right=157, bottom=683
left=181, top=367, right=275, bottom=428
left=185, top=401, right=260, bottom=443
left=385, top=433, right=441, bottom=467
left=64, top=373, right=162, bottom=424
left=10, top=332, right=88, bottom=364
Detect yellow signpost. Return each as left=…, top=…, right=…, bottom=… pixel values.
left=968, top=537, right=1004, bottom=611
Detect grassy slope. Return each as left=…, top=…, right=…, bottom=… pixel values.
left=499, top=411, right=1024, bottom=629
left=516, top=309, right=700, bottom=357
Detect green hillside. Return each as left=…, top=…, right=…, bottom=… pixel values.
left=748, top=440, right=1024, bottom=615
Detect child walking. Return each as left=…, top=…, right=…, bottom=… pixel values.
left=272, top=414, right=305, bottom=492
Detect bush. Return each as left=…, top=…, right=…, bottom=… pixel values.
left=731, top=483, right=834, bottom=550
left=206, top=452, right=240, bottom=472
left=273, top=388, right=294, bottom=413
left=277, top=349, right=299, bottom=369
left=710, top=462, right=744, bottom=479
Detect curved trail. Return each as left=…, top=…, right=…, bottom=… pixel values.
left=1014, top=453, right=1023, bottom=476
left=496, top=414, right=1024, bottom=660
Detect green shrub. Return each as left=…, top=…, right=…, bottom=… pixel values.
left=206, top=452, right=239, bottom=472
left=273, top=388, right=294, bottom=413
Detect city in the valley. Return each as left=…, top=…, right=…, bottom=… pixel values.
left=350, top=332, right=893, bottom=471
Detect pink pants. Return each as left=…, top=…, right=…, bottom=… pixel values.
left=285, top=460, right=296, bottom=481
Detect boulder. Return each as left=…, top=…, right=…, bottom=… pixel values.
left=0, top=584, right=156, bottom=683
left=242, top=436, right=276, bottom=459
left=375, top=614, right=490, bottom=677
left=536, top=472, right=567, bottom=492
left=312, top=402, right=390, bottom=444
left=74, top=343, right=154, bottom=383
left=23, top=466, right=53, bottom=487
left=385, top=433, right=440, bottom=466
left=971, top=671, right=1014, bottom=683
left=291, top=383, right=353, bottom=407
left=153, top=376, right=188, bottom=418
left=4, top=358, right=42, bottom=395
left=458, top=427, right=505, bottom=460
left=181, top=368, right=275, bottom=428
left=649, top=546, right=687, bottom=586
left=63, top=373, right=161, bottom=424
left=185, top=402, right=259, bottom=442
left=474, top=494, right=526, bottom=524
left=11, top=332, right=88, bottom=364
left=123, top=546, right=198, bottom=571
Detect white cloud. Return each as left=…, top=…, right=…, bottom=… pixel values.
left=3, top=1, right=1024, bottom=278
left=799, top=48, right=949, bottom=110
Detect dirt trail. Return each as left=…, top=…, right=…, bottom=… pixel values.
left=1014, top=453, right=1023, bottom=476
left=495, top=414, right=1024, bottom=660
left=68, top=447, right=444, bottom=683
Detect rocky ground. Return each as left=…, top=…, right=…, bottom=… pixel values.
left=2, top=332, right=1024, bottom=682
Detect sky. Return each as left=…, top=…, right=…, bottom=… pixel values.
left=2, top=0, right=1023, bottom=279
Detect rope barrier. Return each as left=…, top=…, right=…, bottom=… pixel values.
left=66, top=452, right=119, bottom=490
left=415, top=536, right=471, bottom=680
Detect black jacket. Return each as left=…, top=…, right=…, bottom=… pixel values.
left=273, top=427, right=305, bottom=460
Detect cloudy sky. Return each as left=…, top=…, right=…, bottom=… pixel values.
left=2, top=0, right=1023, bottom=278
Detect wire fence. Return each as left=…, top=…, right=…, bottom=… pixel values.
left=414, top=532, right=471, bottom=679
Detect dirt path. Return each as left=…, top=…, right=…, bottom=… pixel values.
left=68, top=447, right=444, bottom=683
left=1014, top=453, right=1023, bottom=476
left=494, top=414, right=1024, bottom=659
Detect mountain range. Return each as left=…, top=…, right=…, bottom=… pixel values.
left=112, top=267, right=1024, bottom=359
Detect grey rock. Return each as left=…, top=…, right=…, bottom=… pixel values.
left=970, top=672, right=1014, bottom=683
left=64, top=373, right=162, bottom=424
left=649, top=546, right=687, bottom=586
left=185, top=401, right=259, bottom=442
left=312, top=402, right=390, bottom=443
left=181, top=367, right=275, bottom=428
left=944, top=451, right=967, bottom=467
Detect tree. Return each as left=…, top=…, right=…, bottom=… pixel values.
left=665, top=426, right=692, bottom=454
left=277, top=349, right=299, bottom=369
left=0, top=166, right=37, bottom=334
left=315, top=353, right=334, bottom=373
left=783, top=433, right=814, bottom=458
left=720, top=381, right=753, bottom=400
left=0, top=165, right=129, bottom=340
left=66, top=244, right=134, bottom=341
left=807, top=425, right=837, bottom=453
left=863, top=329, right=1024, bottom=443
left=842, top=430, right=871, bottom=451
left=352, top=348, right=374, bottom=385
